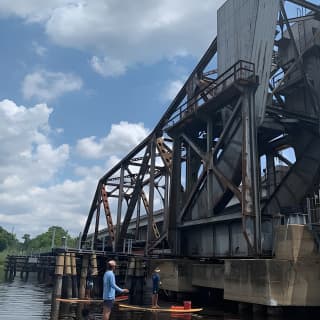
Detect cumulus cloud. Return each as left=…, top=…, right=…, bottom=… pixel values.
left=76, top=121, right=149, bottom=159
left=0, top=0, right=225, bottom=76
left=0, top=99, right=69, bottom=186
left=0, top=1, right=77, bottom=22
left=0, top=176, right=96, bottom=238
left=0, top=99, right=151, bottom=238
left=22, top=69, right=82, bottom=101
left=90, top=56, right=127, bottom=77
left=0, top=99, right=87, bottom=238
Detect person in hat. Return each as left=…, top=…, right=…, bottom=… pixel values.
left=103, top=260, right=129, bottom=320
left=151, top=267, right=161, bottom=308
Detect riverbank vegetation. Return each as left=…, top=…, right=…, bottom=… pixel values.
left=0, top=225, right=78, bottom=264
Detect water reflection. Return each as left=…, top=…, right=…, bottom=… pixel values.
left=0, top=275, right=320, bottom=320
left=0, top=275, right=52, bottom=319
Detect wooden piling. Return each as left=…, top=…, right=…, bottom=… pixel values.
left=79, top=255, right=89, bottom=299
left=90, top=253, right=98, bottom=297
left=64, top=253, right=73, bottom=298
left=4, top=258, right=8, bottom=280
left=90, top=253, right=98, bottom=276
left=13, top=257, right=17, bottom=278
left=10, top=256, right=15, bottom=280
left=51, top=253, right=64, bottom=320
left=71, top=253, right=78, bottom=298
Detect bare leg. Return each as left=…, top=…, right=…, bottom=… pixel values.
left=155, top=293, right=159, bottom=307
left=152, top=294, right=155, bottom=307
left=103, top=305, right=111, bottom=320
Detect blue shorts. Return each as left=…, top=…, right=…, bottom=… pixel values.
left=103, top=299, right=114, bottom=309
left=153, top=288, right=159, bottom=294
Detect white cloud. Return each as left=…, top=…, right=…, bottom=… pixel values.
left=163, top=79, right=184, bottom=101
left=32, top=41, right=47, bottom=56
left=0, top=99, right=69, bottom=187
left=76, top=121, right=149, bottom=159
left=90, top=56, right=127, bottom=77
left=0, top=0, right=225, bottom=77
left=22, top=69, right=83, bottom=101
left=0, top=99, right=85, bottom=238
left=0, top=99, right=151, bottom=238
left=0, top=1, right=77, bottom=22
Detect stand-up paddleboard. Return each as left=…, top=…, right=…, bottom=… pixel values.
left=56, top=295, right=128, bottom=304
left=119, top=303, right=203, bottom=313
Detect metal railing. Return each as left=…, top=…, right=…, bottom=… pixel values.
left=306, top=196, right=320, bottom=225
left=165, top=60, right=255, bottom=129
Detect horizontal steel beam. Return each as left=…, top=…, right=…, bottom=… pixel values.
left=178, top=212, right=242, bottom=228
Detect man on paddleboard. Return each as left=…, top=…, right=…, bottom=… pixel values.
left=103, top=260, right=129, bottom=320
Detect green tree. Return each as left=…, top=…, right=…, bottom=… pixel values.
left=0, top=226, right=18, bottom=252
left=22, top=233, right=31, bottom=251
left=27, top=226, right=76, bottom=252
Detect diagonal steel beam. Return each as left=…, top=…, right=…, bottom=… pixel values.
left=81, top=182, right=102, bottom=246
left=212, top=96, right=243, bottom=160
left=116, top=144, right=151, bottom=249
left=83, top=38, right=218, bottom=249
left=181, top=133, right=207, bottom=161
left=178, top=170, right=207, bottom=223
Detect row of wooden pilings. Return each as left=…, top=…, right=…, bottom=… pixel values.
left=4, top=255, right=54, bottom=282
left=50, top=252, right=149, bottom=319
left=51, top=252, right=98, bottom=319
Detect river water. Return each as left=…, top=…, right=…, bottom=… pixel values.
left=0, top=272, right=319, bottom=320
left=0, top=272, right=227, bottom=320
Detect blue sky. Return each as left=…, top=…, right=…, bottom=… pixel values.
left=0, top=0, right=318, bottom=239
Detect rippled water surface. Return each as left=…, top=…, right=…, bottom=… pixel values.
left=1, top=273, right=320, bottom=320
left=0, top=274, right=226, bottom=320
left=0, top=276, right=52, bottom=319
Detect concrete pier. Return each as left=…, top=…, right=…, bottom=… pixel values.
left=155, top=225, right=320, bottom=307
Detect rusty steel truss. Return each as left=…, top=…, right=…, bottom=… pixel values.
left=81, top=0, right=320, bottom=258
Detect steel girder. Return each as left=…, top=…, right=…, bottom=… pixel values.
left=81, top=0, right=320, bottom=257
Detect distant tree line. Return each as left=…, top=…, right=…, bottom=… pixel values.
left=0, top=226, right=19, bottom=252
left=0, top=225, right=78, bottom=254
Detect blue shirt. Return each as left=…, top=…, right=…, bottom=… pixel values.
left=103, top=270, right=124, bottom=300
left=152, top=273, right=160, bottom=291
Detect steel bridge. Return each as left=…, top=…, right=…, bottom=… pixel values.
left=81, top=0, right=320, bottom=261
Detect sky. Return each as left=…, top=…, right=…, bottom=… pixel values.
left=0, top=0, right=318, bottom=240
left=0, top=0, right=227, bottom=239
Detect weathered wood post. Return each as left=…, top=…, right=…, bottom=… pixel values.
left=90, top=253, right=98, bottom=297
left=13, top=256, right=17, bottom=279
left=71, top=253, right=78, bottom=298
left=9, top=256, right=16, bottom=281
left=51, top=253, right=64, bottom=319
left=79, top=254, right=89, bottom=299
left=4, top=256, right=9, bottom=280
left=64, top=253, right=73, bottom=298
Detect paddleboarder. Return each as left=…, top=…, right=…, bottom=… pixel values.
left=103, top=260, right=129, bottom=320
left=152, top=267, right=161, bottom=308
left=85, top=266, right=94, bottom=299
